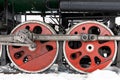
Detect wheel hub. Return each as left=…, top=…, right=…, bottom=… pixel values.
left=86, top=44, right=94, bottom=52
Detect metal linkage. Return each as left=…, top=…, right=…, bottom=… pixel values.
left=98, top=36, right=120, bottom=41
left=88, top=34, right=120, bottom=41
left=33, top=34, right=82, bottom=41
left=15, top=29, right=36, bottom=48
left=33, top=33, right=97, bottom=41
left=0, top=35, right=31, bottom=46
left=0, top=29, right=35, bottom=47
left=0, top=29, right=94, bottom=47
left=0, top=29, right=120, bottom=47
left=29, top=31, right=120, bottom=42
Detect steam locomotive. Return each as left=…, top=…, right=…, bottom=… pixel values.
left=0, top=0, right=120, bottom=73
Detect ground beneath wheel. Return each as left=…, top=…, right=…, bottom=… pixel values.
left=0, top=66, right=119, bottom=80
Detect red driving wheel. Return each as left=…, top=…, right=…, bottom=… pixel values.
left=63, top=21, right=117, bottom=73
left=7, top=21, right=58, bottom=73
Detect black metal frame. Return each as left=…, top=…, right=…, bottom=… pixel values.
left=0, top=0, right=9, bottom=66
